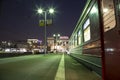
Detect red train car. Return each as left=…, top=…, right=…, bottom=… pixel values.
left=69, top=0, right=120, bottom=80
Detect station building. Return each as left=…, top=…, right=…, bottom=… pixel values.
left=47, top=36, right=69, bottom=53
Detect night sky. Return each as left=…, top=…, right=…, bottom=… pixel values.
left=0, top=0, right=87, bottom=41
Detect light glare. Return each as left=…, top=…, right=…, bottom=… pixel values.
left=49, top=8, right=54, bottom=13
left=58, top=34, right=60, bottom=37
left=53, top=34, right=56, bottom=37
left=38, top=9, right=43, bottom=14
left=103, top=8, right=108, bottom=13
left=91, top=6, right=97, bottom=14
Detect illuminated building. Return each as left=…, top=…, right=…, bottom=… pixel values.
left=47, top=36, right=69, bottom=53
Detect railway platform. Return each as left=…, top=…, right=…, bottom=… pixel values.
left=0, top=53, right=101, bottom=80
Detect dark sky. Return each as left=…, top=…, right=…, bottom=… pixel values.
left=0, top=0, right=87, bottom=41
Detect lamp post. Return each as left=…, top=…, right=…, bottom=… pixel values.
left=53, top=34, right=60, bottom=52
left=37, top=8, right=54, bottom=54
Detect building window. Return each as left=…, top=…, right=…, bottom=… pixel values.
left=102, top=0, right=116, bottom=32
left=83, top=19, right=91, bottom=42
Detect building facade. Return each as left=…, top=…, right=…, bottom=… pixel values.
left=47, top=36, right=69, bottom=53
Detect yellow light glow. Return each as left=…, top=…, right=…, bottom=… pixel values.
left=103, top=8, right=108, bottom=13
left=84, top=26, right=90, bottom=42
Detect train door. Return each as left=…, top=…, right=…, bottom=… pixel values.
left=101, top=0, right=120, bottom=80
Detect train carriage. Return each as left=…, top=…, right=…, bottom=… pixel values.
left=69, top=0, right=120, bottom=80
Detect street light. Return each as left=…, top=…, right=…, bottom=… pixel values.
left=53, top=34, right=60, bottom=52
left=37, top=8, right=43, bottom=14
left=53, top=34, right=60, bottom=37
left=37, top=8, right=54, bottom=54
left=49, top=8, right=54, bottom=14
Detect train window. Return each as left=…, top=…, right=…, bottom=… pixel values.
left=119, top=2, right=120, bottom=11
left=78, top=30, right=81, bottom=45
left=74, top=34, right=78, bottom=46
left=72, top=37, right=74, bottom=47
left=72, top=38, right=74, bottom=48
left=83, top=19, right=90, bottom=29
left=83, top=19, right=91, bottom=42
left=102, top=0, right=116, bottom=32
left=70, top=39, right=73, bottom=49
